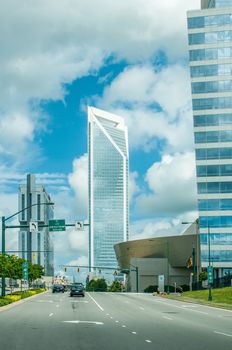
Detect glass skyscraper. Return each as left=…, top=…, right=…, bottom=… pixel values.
left=88, top=107, right=129, bottom=278
left=187, top=0, right=232, bottom=277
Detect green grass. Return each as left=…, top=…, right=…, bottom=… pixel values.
left=183, top=287, right=232, bottom=304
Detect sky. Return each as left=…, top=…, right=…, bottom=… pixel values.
left=0, top=0, right=200, bottom=278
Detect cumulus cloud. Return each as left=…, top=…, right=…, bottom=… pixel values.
left=95, top=64, right=194, bottom=153
left=136, top=152, right=198, bottom=217
left=0, top=0, right=198, bottom=164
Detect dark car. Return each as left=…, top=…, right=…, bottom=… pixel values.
left=70, top=283, right=85, bottom=297
left=52, top=284, right=65, bottom=293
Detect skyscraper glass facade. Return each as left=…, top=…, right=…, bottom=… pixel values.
left=88, top=107, right=129, bottom=278
left=188, top=0, right=232, bottom=275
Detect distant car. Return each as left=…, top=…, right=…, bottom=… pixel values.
left=70, top=283, right=85, bottom=297
left=52, top=284, right=65, bottom=293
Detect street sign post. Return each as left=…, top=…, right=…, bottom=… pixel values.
left=49, top=219, right=66, bottom=232
left=22, top=262, right=28, bottom=280
left=75, top=221, right=84, bottom=230
left=29, top=221, right=38, bottom=233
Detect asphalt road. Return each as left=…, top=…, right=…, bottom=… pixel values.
left=0, top=291, right=231, bottom=350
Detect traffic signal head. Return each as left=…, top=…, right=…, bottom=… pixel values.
left=77, top=268, right=80, bottom=272
left=64, top=267, right=67, bottom=272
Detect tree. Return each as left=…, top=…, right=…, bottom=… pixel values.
left=109, top=280, right=122, bottom=292
left=86, top=278, right=108, bottom=292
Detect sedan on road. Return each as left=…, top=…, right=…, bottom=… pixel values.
left=70, top=283, right=85, bottom=297
left=52, top=284, right=65, bottom=293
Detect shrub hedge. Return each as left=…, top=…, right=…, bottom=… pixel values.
left=0, top=288, right=46, bottom=307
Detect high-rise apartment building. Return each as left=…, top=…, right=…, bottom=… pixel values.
left=187, top=0, right=232, bottom=277
left=88, top=107, right=129, bottom=277
left=18, top=174, right=54, bottom=276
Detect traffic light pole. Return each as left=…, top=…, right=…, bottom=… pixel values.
left=1, top=202, right=54, bottom=297
left=1, top=216, right=6, bottom=297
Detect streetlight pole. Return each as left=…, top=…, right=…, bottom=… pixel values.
left=208, top=225, right=212, bottom=301
left=1, top=202, right=54, bottom=297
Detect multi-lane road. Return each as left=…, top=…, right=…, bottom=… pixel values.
left=0, top=291, right=231, bottom=350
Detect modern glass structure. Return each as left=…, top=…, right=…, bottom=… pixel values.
left=18, top=174, right=54, bottom=276
left=187, top=0, right=232, bottom=277
left=88, top=107, right=129, bottom=279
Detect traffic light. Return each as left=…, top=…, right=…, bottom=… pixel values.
left=77, top=268, right=80, bottom=272
left=64, top=267, right=67, bottom=272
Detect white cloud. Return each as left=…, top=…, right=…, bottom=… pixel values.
left=0, top=0, right=198, bottom=163
left=136, top=152, right=197, bottom=217
left=95, top=64, right=194, bottom=153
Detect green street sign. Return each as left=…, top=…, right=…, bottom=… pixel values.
left=207, top=266, right=213, bottom=284
left=22, top=262, right=28, bottom=280
left=49, top=219, right=66, bottom=232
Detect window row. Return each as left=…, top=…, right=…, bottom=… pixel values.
left=197, top=181, right=232, bottom=193
left=200, top=215, right=232, bottom=227
left=193, top=97, right=232, bottom=110
left=189, top=30, right=232, bottom=45
left=191, top=63, right=232, bottom=78
left=197, top=164, right=232, bottom=177
left=188, top=13, right=232, bottom=29
left=192, top=80, right=232, bottom=94
left=200, top=233, right=232, bottom=245
left=201, top=250, right=232, bottom=262
left=198, top=198, right=232, bottom=211
left=194, top=130, right=232, bottom=143
left=196, top=147, right=232, bottom=160
left=194, top=113, right=232, bottom=127
left=190, top=47, right=232, bottom=62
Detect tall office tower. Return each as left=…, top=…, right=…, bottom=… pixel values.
left=18, top=174, right=54, bottom=276
left=187, top=0, right=232, bottom=277
left=88, top=107, right=129, bottom=278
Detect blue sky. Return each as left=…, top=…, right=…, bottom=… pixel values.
left=0, top=0, right=200, bottom=276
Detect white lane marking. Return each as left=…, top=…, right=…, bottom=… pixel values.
left=56, top=305, right=59, bottom=308
left=49, top=313, right=53, bottom=317
left=70, top=300, right=88, bottom=303
left=132, top=331, right=137, bottom=334
left=145, top=340, right=152, bottom=343
left=110, top=316, right=114, bottom=319
left=214, top=331, right=232, bottom=338
left=87, top=293, right=104, bottom=312
left=153, top=299, right=208, bottom=315
left=36, top=300, right=53, bottom=303
left=122, top=325, right=126, bottom=328
left=139, top=307, right=144, bottom=310
left=106, top=313, right=110, bottom=316
left=115, top=320, right=119, bottom=323
left=163, top=316, right=173, bottom=321
left=63, top=321, right=103, bottom=325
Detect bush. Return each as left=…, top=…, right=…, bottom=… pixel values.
left=5, top=295, right=21, bottom=302
left=0, top=298, right=12, bottom=307
left=144, top=285, right=158, bottom=293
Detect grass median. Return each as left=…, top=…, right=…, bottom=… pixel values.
left=0, top=288, right=46, bottom=307
left=161, top=286, right=232, bottom=309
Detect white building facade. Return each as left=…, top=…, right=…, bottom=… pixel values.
left=18, top=174, right=54, bottom=276
left=88, top=107, right=129, bottom=278
left=187, top=0, right=232, bottom=277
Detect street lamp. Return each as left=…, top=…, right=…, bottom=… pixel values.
left=1, top=202, right=54, bottom=297
left=208, top=225, right=213, bottom=301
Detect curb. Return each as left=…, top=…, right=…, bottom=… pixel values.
left=0, top=290, right=48, bottom=313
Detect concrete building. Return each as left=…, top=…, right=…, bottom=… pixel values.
left=18, top=174, right=54, bottom=276
left=88, top=107, right=129, bottom=280
left=187, top=0, right=232, bottom=277
left=114, top=224, right=200, bottom=292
